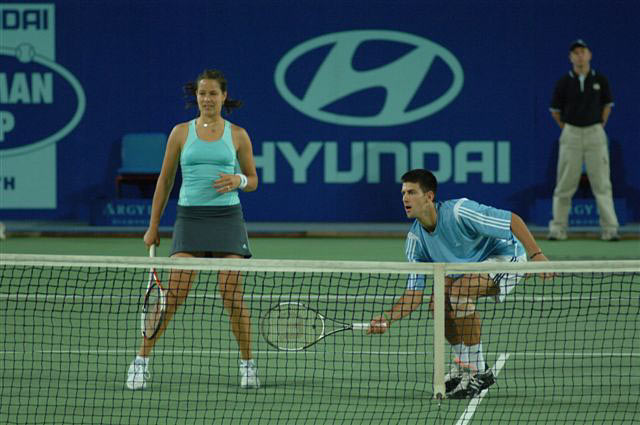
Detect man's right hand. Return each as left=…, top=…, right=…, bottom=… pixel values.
left=367, top=316, right=389, bottom=334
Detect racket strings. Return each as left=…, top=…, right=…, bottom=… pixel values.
left=266, top=304, right=323, bottom=350
left=143, top=285, right=166, bottom=339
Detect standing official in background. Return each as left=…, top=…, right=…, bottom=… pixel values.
left=548, top=39, right=619, bottom=241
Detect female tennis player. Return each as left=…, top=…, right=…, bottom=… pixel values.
left=126, top=69, right=260, bottom=390
left=367, top=169, right=551, bottom=399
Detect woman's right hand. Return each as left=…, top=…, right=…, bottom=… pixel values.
left=143, top=227, right=160, bottom=249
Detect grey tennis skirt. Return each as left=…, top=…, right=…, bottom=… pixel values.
left=171, top=204, right=252, bottom=258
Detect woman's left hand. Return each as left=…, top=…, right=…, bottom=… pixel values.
left=213, top=173, right=240, bottom=193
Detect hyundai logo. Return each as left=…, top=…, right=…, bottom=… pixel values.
left=274, top=30, right=464, bottom=126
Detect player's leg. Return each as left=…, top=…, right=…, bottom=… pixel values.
left=218, top=263, right=252, bottom=360
left=444, top=320, right=469, bottom=392
left=429, top=292, right=460, bottom=343
left=446, top=274, right=496, bottom=398
left=431, top=293, right=465, bottom=392
left=447, top=255, right=527, bottom=398
left=139, top=252, right=196, bottom=356
left=583, top=125, right=619, bottom=240
left=216, top=254, right=259, bottom=389
left=127, top=252, right=196, bottom=390
left=549, top=125, right=583, bottom=240
left=449, top=274, right=494, bottom=366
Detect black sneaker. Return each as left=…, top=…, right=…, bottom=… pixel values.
left=445, top=362, right=463, bottom=393
left=448, top=368, right=495, bottom=399
left=467, top=368, right=495, bottom=395
left=445, top=358, right=478, bottom=393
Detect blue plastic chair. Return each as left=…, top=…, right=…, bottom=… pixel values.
left=116, top=133, right=167, bottom=197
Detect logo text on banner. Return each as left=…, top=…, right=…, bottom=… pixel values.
left=0, top=3, right=85, bottom=209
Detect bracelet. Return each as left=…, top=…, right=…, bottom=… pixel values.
left=382, top=311, right=392, bottom=324
left=236, top=173, right=248, bottom=190
left=529, top=251, right=543, bottom=260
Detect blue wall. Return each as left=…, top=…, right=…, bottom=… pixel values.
left=1, top=0, right=639, bottom=223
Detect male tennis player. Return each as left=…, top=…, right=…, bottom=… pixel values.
left=368, top=169, right=550, bottom=399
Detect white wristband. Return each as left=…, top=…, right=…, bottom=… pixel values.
left=236, top=173, right=248, bottom=190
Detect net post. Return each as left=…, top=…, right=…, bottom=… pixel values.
left=432, top=263, right=446, bottom=401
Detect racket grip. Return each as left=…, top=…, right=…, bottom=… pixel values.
left=149, top=244, right=156, bottom=258
left=352, top=323, right=372, bottom=330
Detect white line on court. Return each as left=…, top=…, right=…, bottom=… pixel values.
left=0, top=349, right=636, bottom=357
left=346, top=351, right=640, bottom=357
left=0, top=293, right=398, bottom=302
left=1, top=293, right=636, bottom=303
left=455, top=353, right=510, bottom=425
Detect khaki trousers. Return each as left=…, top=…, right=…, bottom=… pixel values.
left=549, top=123, right=619, bottom=232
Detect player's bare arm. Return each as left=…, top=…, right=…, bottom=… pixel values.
left=511, top=213, right=547, bottom=261
left=511, top=212, right=553, bottom=279
left=214, top=125, right=258, bottom=192
left=368, top=289, right=424, bottom=334
left=144, top=124, right=185, bottom=247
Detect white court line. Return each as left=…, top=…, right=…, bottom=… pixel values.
left=0, top=349, right=637, bottom=357
left=351, top=351, right=640, bottom=357
left=455, top=353, right=510, bottom=425
left=0, top=293, right=636, bottom=303
left=0, top=293, right=398, bottom=302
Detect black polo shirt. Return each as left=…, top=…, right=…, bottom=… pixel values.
left=550, top=69, right=613, bottom=127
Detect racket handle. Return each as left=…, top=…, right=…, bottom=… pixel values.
left=352, top=323, right=371, bottom=330
left=353, top=322, right=388, bottom=331
left=149, top=244, right=156, bottom=258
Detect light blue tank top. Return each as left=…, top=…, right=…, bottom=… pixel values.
left=178, top=119, right=240, bottom=206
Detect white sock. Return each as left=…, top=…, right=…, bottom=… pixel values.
left=451, top=344, right=465, bottom=363
left=240, top=359, right=255, bottom=368
left=467, top=343, right=486, bottom=372
left=135, top=356, right=149, bottom=367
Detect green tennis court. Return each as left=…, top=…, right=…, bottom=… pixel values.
left=2, top=235, right=639, bottom=260
left=1, top=237, right=639, bottom=424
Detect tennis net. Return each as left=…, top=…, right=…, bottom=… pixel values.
left=0, top=254, right=638, bottom=425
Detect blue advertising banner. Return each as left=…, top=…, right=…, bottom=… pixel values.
left=90, top=198, right=176, bottom=227
left=1, top=0, right=638, bottom=224
left=532, top=198, right=627, bottom=227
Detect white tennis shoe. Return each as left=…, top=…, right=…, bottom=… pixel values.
left=126, top=358, right=149, bottom=390
left=547, top=229, right=568, bottom=241
left=240, top=360, right=260, bottom=389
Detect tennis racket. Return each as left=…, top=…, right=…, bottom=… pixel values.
left=260, top=301, right=379, bottom=351
left=141, top=244, right=166, bottom=339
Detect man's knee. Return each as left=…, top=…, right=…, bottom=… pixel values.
left=449, top=296, right=476, bottom=318
left=430, top=295, right=455, bottom=318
